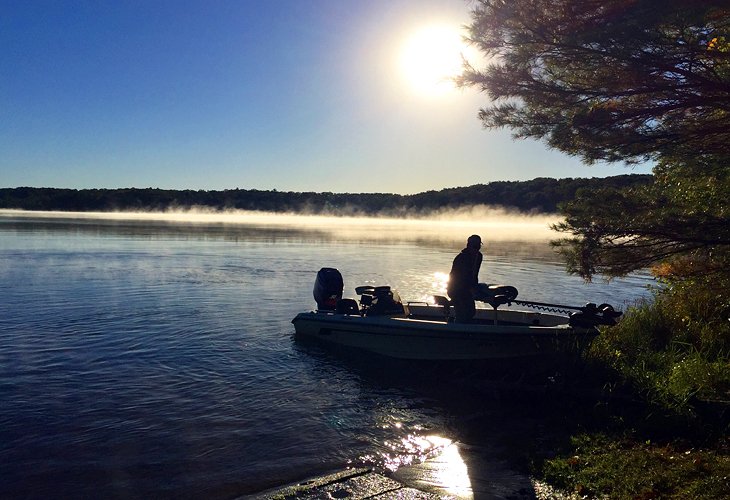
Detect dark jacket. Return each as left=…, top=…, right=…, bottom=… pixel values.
left=447, top=247, right=483, bottom=298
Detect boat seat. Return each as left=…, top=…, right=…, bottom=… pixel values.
left=336, top=298, right=360, bottom=315
left=432, top=295, right=452, bottom=321
left=355, top=286, right=375, bottom=296
left=474, top=284, right=519, bottom=309
left=433, top=295, right=450, bottom=307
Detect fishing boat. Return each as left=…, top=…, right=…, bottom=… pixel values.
left=291, top=268, right=621, bottom=362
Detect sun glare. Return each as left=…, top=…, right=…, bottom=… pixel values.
left=398, top=25, right=468, bottom=97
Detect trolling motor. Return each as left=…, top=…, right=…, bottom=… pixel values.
left=473, top=283, right=622, bottom=328
left=511, top=298, right=622, bottom=328
left=564, top=302, right=623, bottom=328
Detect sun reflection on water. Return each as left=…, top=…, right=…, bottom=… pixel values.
left=359, top=417, right=474, bottom=498
left=426, top=440, right=473, bottom=498
left=432, top=272, right=449, bottom=296
left=388, top=433, right=443, bottom=471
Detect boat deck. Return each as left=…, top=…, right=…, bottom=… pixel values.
left=405, top=302, right=569, bottom=327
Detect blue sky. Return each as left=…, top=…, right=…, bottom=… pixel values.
left=1, top=0, right=651, bottom=194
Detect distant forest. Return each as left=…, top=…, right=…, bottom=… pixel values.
left=0, top=174, right=652, bottom=215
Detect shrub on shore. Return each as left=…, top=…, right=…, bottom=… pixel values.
left=589, top=275, right=730, bottom=415
left=534, top=276, right=730, bottom=498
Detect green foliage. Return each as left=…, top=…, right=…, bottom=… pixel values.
left=461, top=0, right=730, bottom=164
left=589, top=278, right=730, bottom=411
left=552, top=155, right=730, bottom=279
left=541, top=433, right=730, bottom=499
left=462, top=1, right=730, bottom=282
left=537, top=279, right=730, bottom=498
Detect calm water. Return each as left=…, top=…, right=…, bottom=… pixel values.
left=0, top=212, right=652, bottom=498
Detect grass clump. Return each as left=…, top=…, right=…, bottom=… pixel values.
left=588, top=274, right=730, bottom=415
left=542, top=434, right=730, bottom=499
left=533, top=274, right=730, bottom=497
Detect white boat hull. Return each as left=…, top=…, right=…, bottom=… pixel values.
left=292, top=305, right=597, bottom=361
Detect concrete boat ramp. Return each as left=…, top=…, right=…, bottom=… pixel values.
left=246, top=467, right=440, bottom=499
left=243, top=440, right=563, bottom=499
left=245, top=464, right=573, bottom=499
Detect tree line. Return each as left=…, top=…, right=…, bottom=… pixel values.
left=0, top=174, right=650, bottom=215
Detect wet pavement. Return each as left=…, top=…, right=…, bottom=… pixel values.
left=392, top=442, right=537, bottom=499
left=244, top=441, right=575, bottom=499
left=247, top=468, right=439, bottom=499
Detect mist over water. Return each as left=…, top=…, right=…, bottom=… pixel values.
left=0, top=211, right=651, bottom=498
left=0, top=207, right=560, bottom=242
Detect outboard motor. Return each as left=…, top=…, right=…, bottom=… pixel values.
left=313, top=267, right=344, bottom=311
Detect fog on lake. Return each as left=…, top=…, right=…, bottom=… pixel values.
left=0, top=211, right=652, bottom=498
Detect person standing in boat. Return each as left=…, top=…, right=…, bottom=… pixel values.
left=447, top=234, right=483, bottom=323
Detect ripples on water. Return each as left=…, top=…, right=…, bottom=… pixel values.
left=0, top=212, right=652, bottom=498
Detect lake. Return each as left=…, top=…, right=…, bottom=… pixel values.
left=0, top=210, right=652, bottom=498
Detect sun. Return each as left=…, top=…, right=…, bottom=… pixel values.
left=398, top=25, right=468, bottom=97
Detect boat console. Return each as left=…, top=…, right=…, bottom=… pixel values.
left=355, top=285, right=405, bottom=316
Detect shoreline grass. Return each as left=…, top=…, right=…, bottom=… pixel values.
left=540, top=433, right=730, bottom=499
left=529, top=279, right=730, bottom=498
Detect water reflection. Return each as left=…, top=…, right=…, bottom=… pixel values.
left=0, top=210, right=650, bottom=498
left=383, top=434, right=475, bottom=498
left=294, top=339, right=548, bottom=499
left=408, top=440, right=473, bottom=498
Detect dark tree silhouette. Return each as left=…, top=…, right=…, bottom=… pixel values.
left=460, top=0, right=730, bottom=280
left=460, top=0, right=730, bottom=164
